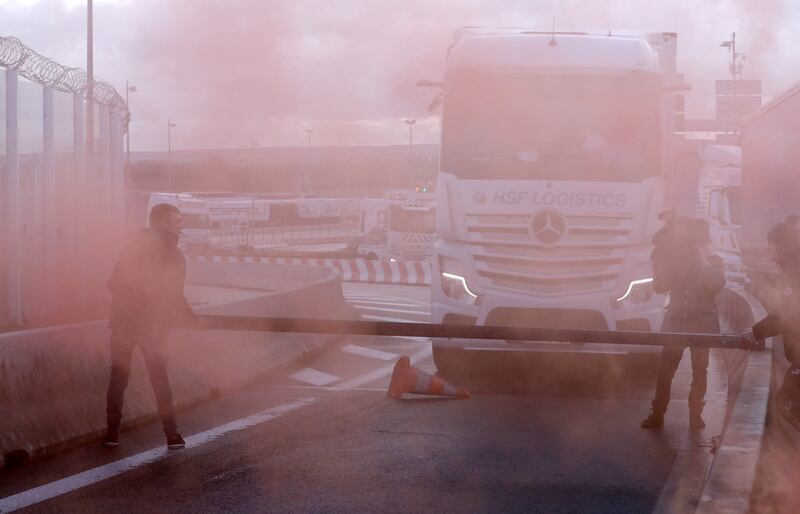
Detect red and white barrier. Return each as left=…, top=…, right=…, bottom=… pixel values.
left=189, top=255, right=432, bottom=285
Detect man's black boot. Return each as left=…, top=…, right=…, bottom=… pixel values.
left=166, top=432, right=185, bottom=450
left=689, top=401, right=706, bottom=429
left=102, top=426, right=120, bottom=447
left=641, top=403, right=665, bottom=429
left=640, top=411, right=664, bottom=428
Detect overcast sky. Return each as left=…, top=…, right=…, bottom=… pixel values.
left=2, top=0, right=798, bottom=151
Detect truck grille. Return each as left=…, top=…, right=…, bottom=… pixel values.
left=465, top=213, right=632, bottom=295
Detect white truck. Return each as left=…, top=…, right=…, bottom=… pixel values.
left=696, top=145, right=745, bottom=287
left=429, top=28, right=692, bottom=366
left=147, top=192, right=273, bottom=253
left=355, top=199, right=436, bottom=261
left=386, top=201, right=437, bottom=260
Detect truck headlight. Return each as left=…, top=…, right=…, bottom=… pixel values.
left=439, top=257, right=478, bottom=305
left=615, top=278, right=654, bottom=307
left=441, top=273, right=478, bottom=305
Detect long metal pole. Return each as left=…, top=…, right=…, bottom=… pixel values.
left=202, top=315, right=750, bottom=350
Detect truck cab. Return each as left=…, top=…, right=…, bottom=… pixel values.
left=430, top=29, right=684, bottom=362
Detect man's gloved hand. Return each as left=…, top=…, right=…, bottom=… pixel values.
left=741, top=328, right=764, bottom=351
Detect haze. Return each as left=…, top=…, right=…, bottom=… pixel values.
left=2, top=0, right=798, bottom=151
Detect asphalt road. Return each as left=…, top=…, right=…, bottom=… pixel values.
left=0, top=283, right=726, bottom=513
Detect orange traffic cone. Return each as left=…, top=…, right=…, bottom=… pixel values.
left=387, top=355, right=470, bottom=400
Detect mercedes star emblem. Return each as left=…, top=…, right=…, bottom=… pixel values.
left=530, top=209, right=566, bottom=244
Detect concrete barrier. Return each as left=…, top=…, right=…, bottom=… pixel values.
left=189, top=255, right=432, bottom=285
left=0, top=262, right=355, bottom=467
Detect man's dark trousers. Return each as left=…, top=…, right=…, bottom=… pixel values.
left=652, top=344, right=710, bottom=415
left=106, top=329, right=177, bottom=435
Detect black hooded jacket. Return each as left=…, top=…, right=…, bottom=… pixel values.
left=651, top=225, right=725, bottom=333
left=754, top=245, right=800, bottom=361
left=108, top=227, right=198, bottom=336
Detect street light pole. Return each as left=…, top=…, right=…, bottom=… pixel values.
left=404, top=119, right=416, bottom=191
left=167, top=119, right=176, bottom=192
left=251, top=139, right=260, bottom=193
left=304, top=128, right=314, bottom=195
left=86, top=0, right=94, bottom=156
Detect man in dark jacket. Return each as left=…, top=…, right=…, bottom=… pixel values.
left=103, top=203, right=205, bottom=449
left=641, top=217, right=726, bottom=429
left=743, top=215, right=800, bottom=427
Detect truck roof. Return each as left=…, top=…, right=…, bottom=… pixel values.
left=447, top=31, right=660, bottom=74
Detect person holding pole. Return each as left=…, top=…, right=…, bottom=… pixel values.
left=641, top=215, right=726, bottom=429
left=742, top=215, right=800, bottom=427
left=103, top=203, right=209, bottom=449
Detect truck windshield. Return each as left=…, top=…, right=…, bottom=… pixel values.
left=442, top=71, right=662, bottom=182
left=389, top=206, right=436, bottom=233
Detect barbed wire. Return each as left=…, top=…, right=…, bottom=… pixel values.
left=0, top=35, right=130, bottom=127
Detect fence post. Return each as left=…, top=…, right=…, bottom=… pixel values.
left=72, top=92, right=86, bottom=317
left=3, top=69, right=21, bottom=326
left=42, top=86, right=57, bottom=320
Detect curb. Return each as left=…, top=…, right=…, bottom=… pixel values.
left=695, top=290, right=771, bottom=514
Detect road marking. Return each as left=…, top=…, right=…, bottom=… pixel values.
left=289, top=368, right=340, bottom=386
left=341, top=344, right=399, bottom=361
left=334, top=346, right=433, bottom=390
left=276, top=385, right=388, bottom=393
left=347, top=298, right=429, bottom=308
left=395, top=336, right=430, bottom=343
left=343, top=293, right=429, bottom=308
left=361, top=314, right=430, bottom=323
left=357, top=305, right=430, bottom=316
left=0, top=397, right=316, bottom=513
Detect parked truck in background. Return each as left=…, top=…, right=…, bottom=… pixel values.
left=356, top=198, right=437, bottom=261
left=696, top=145, right=745, bottom=287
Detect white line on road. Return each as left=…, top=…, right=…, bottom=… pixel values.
left=347, top=299, right=430, bottom=308
left=356, top=305, right=430, bottom=316
left=289, top=368, right=340, bottom=386
left=334, top=346, right=433, bottom=390
left=361, top=314, right=430, bottom=323
left=0, top=398, right=316, bottom=513
left=342, top=293, right=429, bottom=308
left=341, top=344, right=399, bottom=361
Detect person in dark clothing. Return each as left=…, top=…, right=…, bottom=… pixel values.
left=743, top=215, right=800, bottom=427
left=103, top=203, right=206, bottom=449
left=641, top=216, right=726, bottom=429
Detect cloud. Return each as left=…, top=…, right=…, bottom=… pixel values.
left=2, top=0, right=798, bottom=149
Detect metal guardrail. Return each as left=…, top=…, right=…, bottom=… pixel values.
left=211, top=222, right=361, bottom=248
left=203, top=315, right=753, bottom=350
